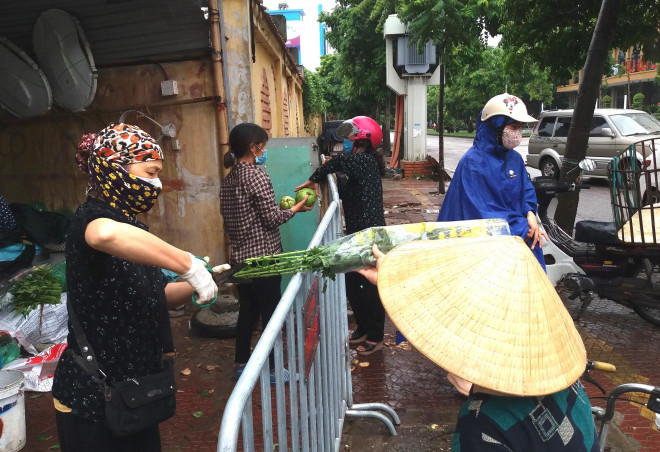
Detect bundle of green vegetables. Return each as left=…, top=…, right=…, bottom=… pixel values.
left=234, top=219, right=510, bottom=280
left=10, top=265, right=64, bottom=317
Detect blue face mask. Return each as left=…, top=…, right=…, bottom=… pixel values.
left=252, top=145, right=268, bottom=165
left=343, top=139, right=354, bottom=153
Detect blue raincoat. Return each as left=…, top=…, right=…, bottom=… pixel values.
left=437, top=113, right=545, bottom=269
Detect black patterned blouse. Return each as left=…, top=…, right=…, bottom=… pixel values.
left=309, top=153, right=385, bottom=234
left=52, top=198, right=172, bottom=421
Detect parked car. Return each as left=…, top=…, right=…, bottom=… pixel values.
left=526, top=109, right=660, bottom=179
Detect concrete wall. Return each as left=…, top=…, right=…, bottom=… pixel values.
left=0, top=59, right=226, bottom=263
left=0, top=0, right=307, bottom=265
left=223, top=0, right=304, bottom=136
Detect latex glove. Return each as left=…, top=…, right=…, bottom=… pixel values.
left=179, top=253, right=218, bottom=303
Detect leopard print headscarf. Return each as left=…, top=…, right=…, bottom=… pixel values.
left=88, top=124, right=164, bottom=217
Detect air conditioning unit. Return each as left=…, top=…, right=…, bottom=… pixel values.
left=396, top=37, right=436, bottom=75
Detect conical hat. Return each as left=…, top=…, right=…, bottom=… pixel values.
left=377, top=235, right=586, bottom=396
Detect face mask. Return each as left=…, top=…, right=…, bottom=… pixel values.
left=343, top=139, right=354, bottom=153
left=136, top=176, right=163, bottom=189
left=502, top=126, right=522, bottom=149
left=89, top=153, right=161, bottom=217
left=252, top=145, right=268, bottom=165
left=255, top=150, right=267, bottom=165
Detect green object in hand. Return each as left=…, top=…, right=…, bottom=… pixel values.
left=10, top=265, right=63, bottom=317
left=295, top=188, right=316, bottom=207
left=279, top=196, right=295, bottom=209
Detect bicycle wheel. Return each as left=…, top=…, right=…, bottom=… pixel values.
left=630, top=258, right=660, bottom=326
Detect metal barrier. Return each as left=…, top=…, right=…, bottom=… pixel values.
left=217, top=175, right=399, bottom=452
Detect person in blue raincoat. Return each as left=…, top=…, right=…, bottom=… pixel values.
left=438, top=93, right=547, bottom=268
left=438, top=93, right=548, bottom=396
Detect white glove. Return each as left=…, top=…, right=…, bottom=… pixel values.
left=212, top=263, right=231, bottom=273
left=212, top=263, right=233, bottom=287
left=179, top=253, right=218, bottom=303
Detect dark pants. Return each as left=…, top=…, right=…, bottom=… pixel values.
left=55, top=410, right=161, bottom=452
left=235, top=275, right=282, bottom=366
left=345, top=272, right=385, bottom=342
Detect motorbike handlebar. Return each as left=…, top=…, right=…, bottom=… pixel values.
left=587, top=359, right=617, bottom=373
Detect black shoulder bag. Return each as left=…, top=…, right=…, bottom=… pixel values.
left=67, top=300, right=177, bottom=436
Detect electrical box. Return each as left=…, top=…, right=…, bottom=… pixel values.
left=161, top=80, right=178, bottom=96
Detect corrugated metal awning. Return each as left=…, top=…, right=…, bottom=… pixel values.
left=0, top=0, right=210, bottom=67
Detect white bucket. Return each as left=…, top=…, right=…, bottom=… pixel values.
left=0, top=370, right=25, bottom=452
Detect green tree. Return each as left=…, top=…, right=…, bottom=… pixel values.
left=319, top=1, right=392, bottom=118
left=317, top=54, right=348, bottom=119
left=302, top=68, right=328, bottom=125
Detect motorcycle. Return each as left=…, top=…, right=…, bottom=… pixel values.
left=533, top=158, right=660, bottom=326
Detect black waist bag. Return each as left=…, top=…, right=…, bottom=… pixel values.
left=67, top=298, right=177, bottom=436
left=102, top=357, right=176, bottom=436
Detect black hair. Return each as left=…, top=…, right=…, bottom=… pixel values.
left=223, top=122, right=269, bottom=168
left=354, top=139, right=386, bottom=176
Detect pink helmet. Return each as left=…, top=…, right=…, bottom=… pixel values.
left=337, top=116, right=383, bottom=148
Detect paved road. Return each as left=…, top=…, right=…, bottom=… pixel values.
left=423, top=135, right=612, bottom=223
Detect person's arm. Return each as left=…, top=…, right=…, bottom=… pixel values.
left=308, top=154, right=347, bottom=183
left=85, top=218, right=221, bottom=303
left=86, top=218, right=191, bottom=272
left=164, top=281, right=195, bottom=308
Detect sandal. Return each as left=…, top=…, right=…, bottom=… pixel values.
left=356, top=340, right=383, bottom=356
left=349, top=330, right=367, bottom=344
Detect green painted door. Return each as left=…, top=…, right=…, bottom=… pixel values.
left=265, top=137, right=321, bottom=290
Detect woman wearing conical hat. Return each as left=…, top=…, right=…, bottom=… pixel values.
left=357, top=237, right=599, bottom=451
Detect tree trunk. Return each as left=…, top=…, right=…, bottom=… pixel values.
left=437, top=64, right=446, bottom=194
left=554, top=0, right=623, bottom=234
left=383, top=93, right=392, bottom=154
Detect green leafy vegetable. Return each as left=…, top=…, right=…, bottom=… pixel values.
left=10, top=266, right=63, bottom=317
left=233, top=219, right=510, bottom=280
left=193, top=411, right=204, bottom=418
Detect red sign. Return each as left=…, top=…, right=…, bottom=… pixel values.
left=303, top=277, right=320, bottom=380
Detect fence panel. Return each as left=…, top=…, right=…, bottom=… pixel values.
left=218, top=175, right=399, bottom=452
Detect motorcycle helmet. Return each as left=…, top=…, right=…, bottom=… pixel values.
left=337, top=116, right=383, bottom=148
left=481, top=93, right=537, bottom=123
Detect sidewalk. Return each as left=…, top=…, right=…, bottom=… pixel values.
left=22, top=176, right=660, bottom=451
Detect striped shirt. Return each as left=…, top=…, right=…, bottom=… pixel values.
left=220, top=162, right=293, bottom=263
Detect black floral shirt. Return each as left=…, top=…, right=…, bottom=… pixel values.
left=309, top=153, right=385, bottom=234
left=52, top=198, right=171, bottom=421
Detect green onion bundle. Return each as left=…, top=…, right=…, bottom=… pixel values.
left=234, top=219, right=510, bottom=280
left=10, top=265, right=64, bottom=317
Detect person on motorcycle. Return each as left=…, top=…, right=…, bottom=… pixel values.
left=438, top=93, right=547, bottom=269
left=357, top=237, right=599, bottom=452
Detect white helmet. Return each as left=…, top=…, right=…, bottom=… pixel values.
left=481, top=93, right=537, bottom=123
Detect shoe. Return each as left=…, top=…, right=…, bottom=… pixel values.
left=235, top=365, right=246, bottom=380
left=356, top=340, right=383, bottom=356
left=349, top=330, right=367, bottom=344
left=269, top=369, right=290, bottom=385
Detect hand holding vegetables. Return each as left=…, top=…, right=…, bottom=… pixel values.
left=356, top=245, right=384, bottom=285
left=232, top=219, right=510, bottom=281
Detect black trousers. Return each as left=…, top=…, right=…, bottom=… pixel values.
left=345, top=272, right=385, bottom=342
left=235, top=274, right=282, bottom=366
left=55, top=410, right=161, bottom=452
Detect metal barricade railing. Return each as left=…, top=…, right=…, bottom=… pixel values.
left=217, top=175, right=399, bottom=452
left=610, top=139, right=660, bottom=245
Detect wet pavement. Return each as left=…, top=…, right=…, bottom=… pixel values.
left=23, top=176, right=660, bottom=451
